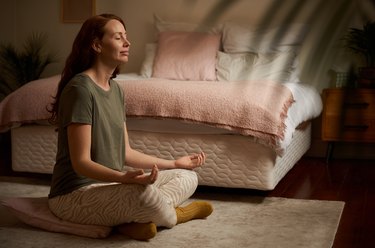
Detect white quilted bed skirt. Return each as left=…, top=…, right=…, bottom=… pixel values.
left=10, top=123, right=311, bottom=190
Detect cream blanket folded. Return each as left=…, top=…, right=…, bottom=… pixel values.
left=118, top=79, right=294, bottom=149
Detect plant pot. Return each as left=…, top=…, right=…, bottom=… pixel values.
left=357, top=67, right=375, bottom=88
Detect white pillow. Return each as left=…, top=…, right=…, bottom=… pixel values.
left=1, top=197, right=112, bottom=238
left=216, top=51, right=297, bottom=82
left=216, top=52, right=257, bottom=81
left=222, top=22, right=307, bottom=53
left=139, top=43, right=157, bottom=78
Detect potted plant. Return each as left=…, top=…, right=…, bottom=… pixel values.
left=344, top=21, right=375, bottom=88
left=0, top=32, right=56, bottom=102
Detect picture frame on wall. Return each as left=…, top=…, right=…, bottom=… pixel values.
left=61, top=0, right=95, bottom=23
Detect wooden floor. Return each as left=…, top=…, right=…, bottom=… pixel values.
left=195, top=157, right=375, bottom=248
left=0, top=130, right=374, bottom=247
left=269, top=157, right=375, bottom=248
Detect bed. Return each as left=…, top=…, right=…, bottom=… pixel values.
left=0, top=19, right=322, bottom=190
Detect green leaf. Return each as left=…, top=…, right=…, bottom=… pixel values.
left=0, top=32, right=56, bottom=101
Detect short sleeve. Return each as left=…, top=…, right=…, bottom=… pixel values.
left=59, top=84, right=93, bottom=128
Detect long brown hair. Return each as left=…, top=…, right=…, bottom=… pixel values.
left=48, top=13, right=126, bottom=124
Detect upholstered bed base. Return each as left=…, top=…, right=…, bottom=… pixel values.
left=10, top=123, right=310, bottom=190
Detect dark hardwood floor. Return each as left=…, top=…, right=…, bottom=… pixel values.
left=1, top=131, right=374, bottom=247
left=194, top=157, right=375, bottom=248
left=269, top=157, right=375, bottom=248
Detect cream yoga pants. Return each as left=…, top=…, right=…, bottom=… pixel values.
left=48, top=169, right=198, bottom=228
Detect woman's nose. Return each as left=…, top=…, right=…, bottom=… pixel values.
left=124, top=38, right=130, bottom=46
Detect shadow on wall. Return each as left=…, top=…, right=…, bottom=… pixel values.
left=182, top=0, right=374, bottom=91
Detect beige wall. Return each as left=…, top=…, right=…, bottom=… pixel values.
left=0, top=0, right=82, bottom=76
left=0, top=0, right=373, bottom=91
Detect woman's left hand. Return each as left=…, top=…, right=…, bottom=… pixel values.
left=175, top=151, right=206, bottom=170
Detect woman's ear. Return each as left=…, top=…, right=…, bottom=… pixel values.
left=92, top=39, right=102, bottom=53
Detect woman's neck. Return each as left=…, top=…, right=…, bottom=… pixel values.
left=84, top=65, right=114, bottom=91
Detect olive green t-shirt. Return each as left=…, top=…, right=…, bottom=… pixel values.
left=49, top=74, right=126, bottom=198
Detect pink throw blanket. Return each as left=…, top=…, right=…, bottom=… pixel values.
left=0, top=75, right=294, bottom=150
left=0, top=75, right=60, bottom=130
left=118, top=78, right=294, bottom=148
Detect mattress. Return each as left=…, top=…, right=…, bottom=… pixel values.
left=10, top=123, right=311, bottom=190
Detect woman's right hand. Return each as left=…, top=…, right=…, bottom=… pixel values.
left=121, top=164, right=159, bottom=185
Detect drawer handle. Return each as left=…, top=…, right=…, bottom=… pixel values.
left=343, top=124, right=369, bottom=130
left=344, top=102, right=370, bottom=108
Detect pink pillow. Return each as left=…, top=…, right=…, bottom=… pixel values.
left=1, top=197, right=112, bottom=238
left=152, top=31, right=221, bottom=81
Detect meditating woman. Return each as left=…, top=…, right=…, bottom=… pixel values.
left=47, top=13, right=212, bottom=241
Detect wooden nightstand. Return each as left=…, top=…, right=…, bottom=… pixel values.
left=322, top=88, right=375, bottom=161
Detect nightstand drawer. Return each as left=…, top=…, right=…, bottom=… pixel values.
left=322, top=116, right=375, bottom=142
left=322, top=88, right=375, bottom=142
left=324, top=91, right=375, bottom=117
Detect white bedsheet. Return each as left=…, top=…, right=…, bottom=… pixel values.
left=282, top=82, right=322, bottom=150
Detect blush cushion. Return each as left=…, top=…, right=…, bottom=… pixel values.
left=152, top=31, right=221, bottom=81
left=1, top=197, right=112, bottom=238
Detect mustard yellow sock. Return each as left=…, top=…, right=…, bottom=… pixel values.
left=175, top=201, right=213, bottom=224
left=117, top=222, right=157, bottom=241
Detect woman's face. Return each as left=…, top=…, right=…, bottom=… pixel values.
left=95, top=19, right=130, bottom=65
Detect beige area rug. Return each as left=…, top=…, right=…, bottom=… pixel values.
left=0, top=176, right=344, bottom=248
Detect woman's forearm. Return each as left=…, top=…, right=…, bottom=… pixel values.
left=125, top=147, right=176, bottom=170
left=72, top=159, right=126, bottom=183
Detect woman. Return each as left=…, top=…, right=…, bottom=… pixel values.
left=48, top=13, right=212, bottom=241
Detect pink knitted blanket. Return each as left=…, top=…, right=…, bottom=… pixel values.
left=118, top=78, right=294, bottom=148
left=0, top=76, right=294, bottom=149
